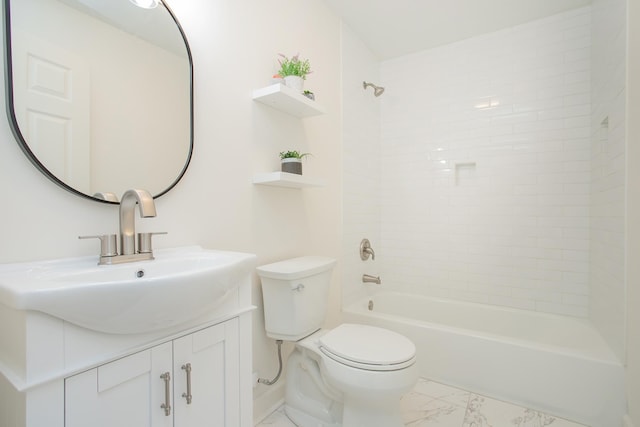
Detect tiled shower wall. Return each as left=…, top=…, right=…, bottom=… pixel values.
left=378, top=7, right=593, bottom=317
left=341, top=23, right=382, bottom=305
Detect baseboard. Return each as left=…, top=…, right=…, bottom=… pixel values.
left=624, top=414, right=637, bottom=427
left=253, top=383, right=285, bottom=425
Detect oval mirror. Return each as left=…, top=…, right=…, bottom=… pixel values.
left=3, top=0, right=193, bottom=203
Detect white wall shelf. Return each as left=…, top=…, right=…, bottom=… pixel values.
left=252, top=84, right=326, bottom=118
left=253, top=172, right=326, bottom=188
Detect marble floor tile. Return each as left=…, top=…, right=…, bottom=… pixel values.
left=402, top=379, right=469, bottom=426
left=402, top=396, right=467, bottom=426
left=413, top=379, right=471, bottom=408
left=255, top=378, right=588, bottom=427
left=463, top=393, right=586, bottom=427
left=256, top=406, right=297, bottom=427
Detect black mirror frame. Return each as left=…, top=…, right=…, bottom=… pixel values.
left=2, top=0, right=194, bottom=204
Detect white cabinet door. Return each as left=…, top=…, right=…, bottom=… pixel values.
left=65, top=342, right=173, bottom=427
left=173, top=319, right=240, bottom=427
left=65, top=319, right=240, bottom=427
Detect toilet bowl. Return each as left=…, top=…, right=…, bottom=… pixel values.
left=257, top=257, right=418, bottom=427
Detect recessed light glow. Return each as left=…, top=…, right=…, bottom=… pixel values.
left=129, top=0, right=159, bottom=9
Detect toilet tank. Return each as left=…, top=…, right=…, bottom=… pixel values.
left=257, top=256, right=336, bottom=341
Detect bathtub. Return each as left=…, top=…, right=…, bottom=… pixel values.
left=343, top=292, right=624, bottom=427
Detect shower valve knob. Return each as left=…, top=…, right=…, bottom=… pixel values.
left=360, top=238, right=376, bottom=261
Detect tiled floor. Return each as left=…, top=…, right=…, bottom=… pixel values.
left=256, top=378, right=588, bottom=427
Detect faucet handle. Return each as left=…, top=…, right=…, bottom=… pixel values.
left=137, top=232, right=167, bottom=254
left=360, top=238, right=376, bottom=261
left=79, top=234, right=118, bottom=257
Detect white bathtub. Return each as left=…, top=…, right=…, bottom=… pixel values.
left=343, top=292, right=624, bottom=427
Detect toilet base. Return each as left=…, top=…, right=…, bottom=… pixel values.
left=283, top=330, right=415, bottom=427
left=286, top=400, right=404, bottom=427
left=284, top=404, right=341, bottom=427
left=284, top=347, right=343, bottom=426
left=342, top=394, right=404, bottom=427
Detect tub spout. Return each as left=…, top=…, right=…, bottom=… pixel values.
left=362, top=274, right=381, bottom=284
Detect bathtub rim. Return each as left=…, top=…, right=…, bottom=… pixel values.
left=343, top=291, right=621, bottom=366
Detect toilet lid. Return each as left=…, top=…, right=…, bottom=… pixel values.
left=318, top=324, right=416, bottom=371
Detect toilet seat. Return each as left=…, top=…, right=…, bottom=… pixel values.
left=318, top=324, right=416, bottom=371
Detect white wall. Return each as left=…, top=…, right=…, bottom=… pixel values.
left=626, top=0, right=640, bottom=423
left=590, top=0, right=628, bottom=365
left=0, top=0, right=342, bottom=423
left=340, top=23, right=382, bottom=306
left=376, top=7, right=593, bottom=317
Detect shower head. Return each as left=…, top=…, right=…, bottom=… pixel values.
left=363, top=81, right=385, bottom=97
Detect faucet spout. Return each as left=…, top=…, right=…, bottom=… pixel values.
left=362, top=274, right=381, bottom=285
left=119, top=189, right=156, bottom=256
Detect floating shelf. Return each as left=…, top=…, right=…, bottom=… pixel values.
left=253, top=172, right=326, bottom=188
left=252, top=84, right=326, bottom=118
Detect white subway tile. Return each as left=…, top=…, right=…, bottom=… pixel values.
left=372, top=6, right=599, bottom=317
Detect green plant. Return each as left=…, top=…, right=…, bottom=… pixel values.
left=279, top=150, right=311, bottom=160
left=277, top=53, right=312, bottom=79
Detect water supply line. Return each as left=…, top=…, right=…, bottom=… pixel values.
left=257, top=340, right=284, bottom=386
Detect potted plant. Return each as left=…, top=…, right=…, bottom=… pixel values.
left=277, top=53, right=311, bottom=92
left=279, top=150, right=310, bottom=175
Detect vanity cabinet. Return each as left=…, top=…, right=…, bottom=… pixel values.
left=65, top=319, right=240, bottom=427
left=0, top=255, right=255, bottom=427
left=65, top=342, right=173, bottom=427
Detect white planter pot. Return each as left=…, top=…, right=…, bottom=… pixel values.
left=281, top=158, right=302, bottom=175
left=283, top=76, right=304, bottom=92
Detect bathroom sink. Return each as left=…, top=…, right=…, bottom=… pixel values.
left=0, top=246, right=255, bottom=334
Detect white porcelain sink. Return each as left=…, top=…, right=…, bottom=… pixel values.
left=0, top=246, right=255, bottom=334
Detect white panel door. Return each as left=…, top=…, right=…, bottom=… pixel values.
left=65, top=342, right=173, bottom=427
left=12, top=33, right=90, bottom=193
left=173, top=319, right=240, bottom=427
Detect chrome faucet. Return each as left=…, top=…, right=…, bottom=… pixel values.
left=120, top=189, right=157, bottom=256
left=362, top=274, right=381, bottom=284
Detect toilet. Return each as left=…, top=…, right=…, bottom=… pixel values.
left=257, top=256, right=417, bottom=427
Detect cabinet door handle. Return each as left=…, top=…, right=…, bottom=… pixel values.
left=181, top=363, right=193, bottom=404
left=160, top=372, right=171, bottom=416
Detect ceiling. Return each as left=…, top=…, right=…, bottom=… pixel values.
left=58, top=0, right=186, bottom=55
left=323, top=0, right=592, bottom=60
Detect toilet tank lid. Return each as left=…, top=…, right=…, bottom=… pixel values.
left=256, top=256, right=336, bottom=280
